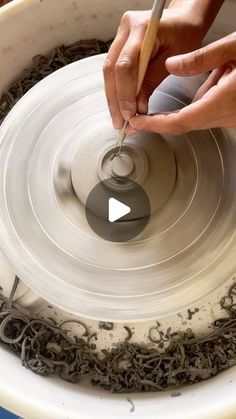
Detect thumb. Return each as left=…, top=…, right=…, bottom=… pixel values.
left=165, top=34, right=236, bottom=76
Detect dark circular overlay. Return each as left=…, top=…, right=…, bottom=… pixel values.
left=85, top=177, right=151, bottom=242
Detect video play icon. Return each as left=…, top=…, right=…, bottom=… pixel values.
left=85, top=178, right=150, bottom=242
left=108, top=198, right=131, bottom=222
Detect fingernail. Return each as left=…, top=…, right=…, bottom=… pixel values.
left=126, top=128, right=137, bottom=136
left=166, top=56, right=182, bottom=67
left=113, top=117, right=123, bottom=130
left=129, top=116, right=139, bottom=129
left=121, top=110, right=133, bottom=122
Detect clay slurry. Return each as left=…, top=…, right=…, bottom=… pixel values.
left=85, top=178, right=151, bottom=242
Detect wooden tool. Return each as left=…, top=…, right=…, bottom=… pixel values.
left=113, top=0, right=166, bottom=157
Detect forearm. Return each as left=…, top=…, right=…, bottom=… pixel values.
left=168, top=0, right=225, bottom=36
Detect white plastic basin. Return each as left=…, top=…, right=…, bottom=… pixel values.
left=0, top=0, right=236, bottom=418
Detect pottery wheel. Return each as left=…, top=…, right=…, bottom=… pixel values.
left=0, top=54, right=236, bottom=321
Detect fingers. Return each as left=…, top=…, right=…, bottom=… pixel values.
left=115, top=25, right=146, bottom=121
left=166, top=33, right=236, bottom=76
left=129, top=88, right=223, bottom=134
left=136, top=45, right=167, bottom=114
left=103, top=28, right=130, bottom=129
left=193, top=64, right=235, bottom=102
left=103, top=11, right=148, bottom=128
left=193, top=67, right=226, bottom=101
left=136, top=88, right=149, bottom=114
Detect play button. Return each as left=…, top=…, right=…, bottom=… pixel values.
left=108, top=198, right=131, bottom=222
left=85, top=177, right=150, bottom=242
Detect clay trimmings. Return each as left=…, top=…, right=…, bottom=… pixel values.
left=1, top=40, right=236, bottom=393
left=1, top=277, right=236, bottom=392
left=0, top=39, right=111, bottom=125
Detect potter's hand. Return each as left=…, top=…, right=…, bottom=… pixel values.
left=130, top=33, right=236, bottom=134
left=103, top=8, right=203, bottom=130
left=103, top=0, right=224, bottom=131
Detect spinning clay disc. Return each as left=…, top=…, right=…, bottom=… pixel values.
left=0, top=54, right=235, bottom=321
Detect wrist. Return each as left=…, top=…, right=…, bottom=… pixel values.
left=167, top=0, right=225, bottom=39
left=161, top=7, right=206, bottom=48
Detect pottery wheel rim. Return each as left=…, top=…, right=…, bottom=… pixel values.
left=0, top=54, right=235, bottom=321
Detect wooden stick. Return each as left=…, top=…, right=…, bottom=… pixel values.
left=114, top=0, right=166, bottom=153
left=136, top=0, right=166, bottom=96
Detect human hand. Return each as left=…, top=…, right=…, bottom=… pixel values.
left=129, top=33, right=236, bottom=135
left=103, top=7, right=206, bottom=130
left=0, top=1, right=11, bottom=5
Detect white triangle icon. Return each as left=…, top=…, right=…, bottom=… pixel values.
left=108, top=198, right=131, bottom=223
